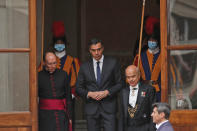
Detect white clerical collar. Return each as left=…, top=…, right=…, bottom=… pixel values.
left=93, top=55, right=104, bottom=64
left=148, top=47, right=160, bottom=54
left=156, top=120, right=168, bottom=129
left=55, top=50, right=66, bottom=58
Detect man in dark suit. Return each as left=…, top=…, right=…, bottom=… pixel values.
left=76, top=38, right=122, bottom=131
left=151, top=103, right=174, bottom=131
left=119, top=65, right=156, bottom=131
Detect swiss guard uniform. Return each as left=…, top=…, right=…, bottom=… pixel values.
left=52, top=22, right=80, bottom=131
left=133, top=16, right=161, bottom=102
left=51, top=21, right=80, bottom=98
left=134, top=49, right=161, bottom=102
left=56, top=54, right=80, bottom=96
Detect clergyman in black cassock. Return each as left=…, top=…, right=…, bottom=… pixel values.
left=38, top=52, right=72, bottom=131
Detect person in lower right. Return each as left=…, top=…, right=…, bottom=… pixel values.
left=118, top=65, right=156, bottom=131
left=151, top=102, right=174, bottom=131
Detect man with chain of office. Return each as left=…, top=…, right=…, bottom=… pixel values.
left=119, top=65, right=156, bottom=131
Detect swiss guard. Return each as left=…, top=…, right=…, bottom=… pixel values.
left=51, top=21, right=80, bottom=131
left=133, top=16, right=161, bottom=102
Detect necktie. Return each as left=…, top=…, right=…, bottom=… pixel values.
left=96, top=61, right=101, bottom=85
left=131, top=88, right=137, bottom=96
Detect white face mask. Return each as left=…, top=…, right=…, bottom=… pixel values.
left=54, top=44, right=65, bottom=52
left=148, top=41, right=158, bottom=50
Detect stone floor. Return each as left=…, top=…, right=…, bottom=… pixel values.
left=75, top=120, right=87, bottom=131
left=74, top=120, right=104, bottom=131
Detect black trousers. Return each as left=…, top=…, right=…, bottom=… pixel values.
left=127, top=122, right=150, bottom=131
left=39, top=110, right=69, bottom=131
left=86, top=107, right=116, bottom=131
left=72, top=98, right=75, bottom=131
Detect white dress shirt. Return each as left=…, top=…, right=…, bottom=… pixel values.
left=129, top=84, right=139, bottom=107
left=93, top=55, right=104, bottom=80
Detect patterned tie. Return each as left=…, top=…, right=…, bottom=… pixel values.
left=96, top=61, right=101, bottom=85
left=131, top=88, right=137, bottom=96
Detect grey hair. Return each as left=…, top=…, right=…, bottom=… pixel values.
left=152, top=102, right=171, bottom=119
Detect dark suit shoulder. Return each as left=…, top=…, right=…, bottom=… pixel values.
left=140, top=82, right=155, bottom=91
left=159, top=121, right=174, bottom=131
left=122, top=85, right=129, bottom=91
left=120, top=85, right=129, bottom=95
left=103, top=56, right=120, bottom=71
left=104, top=56, right=118, bottom=63
left=80, top=56, right=118, bottom=67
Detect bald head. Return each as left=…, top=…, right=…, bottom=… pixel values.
left=125, top=65, right=140, bottom=75
left=44, top=52, right=56, bottom=61
left=44, top=52, right=57, bottom=73
left=125, top=65, right=140, bottom=87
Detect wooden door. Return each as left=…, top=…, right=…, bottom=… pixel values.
left=160, top=0, right=197, bottom=130
left=0, top=0, right=37, bottom=131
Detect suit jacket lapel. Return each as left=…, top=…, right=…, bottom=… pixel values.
left=123, top=86, right=130, bottom=118
left=100, top=57, right=107, bottom=86
left=88, top=59, right=97, bottom=83
left=135, top=83, right=144, bottom=115
left=137, top=83, right=143, bottom=104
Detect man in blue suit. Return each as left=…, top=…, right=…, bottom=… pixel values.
left=151, top=103, right=174, bottom=131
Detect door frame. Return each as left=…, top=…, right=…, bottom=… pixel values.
left=0, top=0, right=37, bottom=130
left=160, top=0, right=197, bottom=129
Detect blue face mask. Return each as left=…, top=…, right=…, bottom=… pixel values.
left=54, top=44, right=65, bottom=52
left=148, top=41, right=158, bottom=50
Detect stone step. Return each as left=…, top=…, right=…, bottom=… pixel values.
left=74, top=120, right=87, bottom=131
left=74, top=120, right=105, bottom=131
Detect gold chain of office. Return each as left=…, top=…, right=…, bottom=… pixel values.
left=128, top=104, right=138, bottom=118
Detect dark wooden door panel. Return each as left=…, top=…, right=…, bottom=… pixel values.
left=173, top=126, right=197, bottom=131
left=160, top=0, right=197, bottom=131
left=0, top=0, right=37, bottom=131
left=170, top=110, right=197, bottom=125
left=170, top=110, right=197, bottom=131
left=0, top=112, right=31, bottom=127
left=0, top=127, right=31, bottom=131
